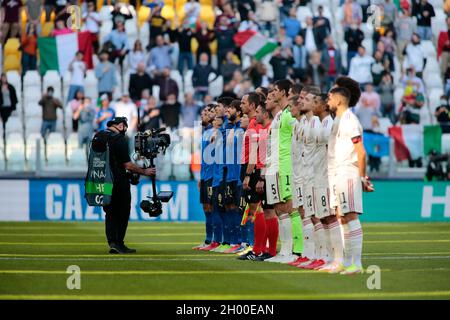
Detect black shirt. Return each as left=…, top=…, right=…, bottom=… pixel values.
left=92, top=130, right=131, bottom=188
left=413, top=3, right=435, bottom=27
left=129, top=73, right=153, bottom=101
left=177, top=28, right=194, bottom=53
left=436, top=105, right=450, bottom=123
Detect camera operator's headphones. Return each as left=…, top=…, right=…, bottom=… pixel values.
left=107, top=117, right=128, bottom=128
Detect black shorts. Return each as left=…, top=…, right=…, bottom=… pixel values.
left=224, top=181, right=241, bottom=206
left=212, top=184, right=226, bottom=212
left=199, top=179, right=213, bottom=205
left=240, top=164, right=273, bottom=210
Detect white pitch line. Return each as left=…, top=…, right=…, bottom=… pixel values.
left=0, top=255, right=449, bottom=262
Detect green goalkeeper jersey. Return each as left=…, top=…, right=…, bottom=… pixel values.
left=278, top=106, right=296, bottom=175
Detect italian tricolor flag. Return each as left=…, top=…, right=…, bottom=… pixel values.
left=388, top=125, right=442, bottom=161
left=233, top=30, right=278, bottom=60
left=37, top=31, right=93, bottom=76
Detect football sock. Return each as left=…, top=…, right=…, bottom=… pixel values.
left=265, top=216, right=279, bottom=256
left=342, top=222, right=352, bottom=268
left=279, top=213, right=293, bottom=256
left=232, top=208, right=242, bottom=245
left=205, top=211, right=213, bottom=244
left=212, top=210, right=223, bottom=244
left=290, top=211, right=303, bottom=255
left=313, top=222, right=326, bottom=261
left=245, top=219, right=254, bottom=246
left=302, top=218, right=315, bottom=259
left=219, top=211, right=229, bottom=245
left=348, top=219, right=363, bottom=268
left=253, top=211, right=266, bottom=255
left=327, top=220, right=344, bottom=265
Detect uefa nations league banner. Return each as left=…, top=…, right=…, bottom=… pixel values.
left=0, top=179, right=449, bottom=222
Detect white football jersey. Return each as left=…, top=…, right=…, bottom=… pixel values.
left=291, top=116, right=306, bottom=180
left=301, top=115, right=321, bottom=182
left=314, top=115, right=333, bottom=187
left=335, top=109, right=363, bottom=173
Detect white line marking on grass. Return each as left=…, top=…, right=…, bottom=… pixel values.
left=2, top=291, right=450, bottom=300
left=0, top=255, right=450, bottom=262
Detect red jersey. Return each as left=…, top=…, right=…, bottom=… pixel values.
left=242, top=117, right=262, bottom=165
left=256, top=121, right=271, bottom=169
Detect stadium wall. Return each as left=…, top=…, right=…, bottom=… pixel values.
left=0, top=179, right=448, bottom=222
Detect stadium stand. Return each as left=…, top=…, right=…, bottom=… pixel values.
left=0, top=0, right=448, bottom=182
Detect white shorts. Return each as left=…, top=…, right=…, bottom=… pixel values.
left=303, top=183, right=315, bottom=217
left=265, top=173, right=281, bottom=205
left=292, top=181, right=303, bottom=209
left=314, top=187, right=334, bottom=219
left=335, top=174, right=363, bottom=215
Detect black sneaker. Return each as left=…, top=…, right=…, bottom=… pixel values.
left=258, top=252, right=274, bottom=261
left=109, top=243, right=124, bottom=254
left=120, top=245, right=137, bottom=254
left=237, top=251, right=258, bottom=261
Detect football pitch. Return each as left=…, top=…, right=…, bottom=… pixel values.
left=0, top=221, right=450, bottom=300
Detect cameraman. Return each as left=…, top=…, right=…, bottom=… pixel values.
left=92, top=117, right=156, bottom=254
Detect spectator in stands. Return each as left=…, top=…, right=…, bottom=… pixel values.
left=39, top=86, right=62, bottom=139
left=21, top=24, right=38, bottom=76
left=25, top=0, right=43, bottom=35
left=215, top=16, right=237, bottom=72
left=435, top=95, right=450, bottom=133
left=95, top=94, right=115, bottom=131
left=380, top=30, right=397, bottom=59
left=395, top=8, right=416, bottom=63
left=413, top=0, right=435, bottom=41
left=383, top=0, right=398, bottom=25
left=192, top=53, right=218, bottom=101
left=113, top=94, right=138, bottom=140
left=348, top=45, right=375, bottom=85
left=181, top=92, right=201, bottom=128
left=73, top=96, right=96, bottom=149
left=401, top=66, right=425, bottom=93
left=342, top=0, right=363, bottom=30
left=1, top=0, right=22, bottom=45
left=371, top=50, right=389, bottom=87
left=399, top=81, right=424, bottom=124
left=44, top=0, right=54, bottom=22
left=305, top=51, right=326, bottom=90
left=111, top=2, right=132, bottom=30
left=176, top=22, right=195, bottom=76
left=54, top=1, right=70, bottom=24
left=0, top=73, right=18, bottom=133
left=291, top=34, right=308, bottom=82
left=160, top=93, right=181, bottom=129
left=344, top=21, right=365, bottom=67
left=129, top=62, right=153, bottom=102
left=378, top=72, right=396, bottom=124
left=283, top=7, right=302, bottom=40
left=155, top=68, right=179, bottom=103
left=82, top=1, right=101, bottom=54
left=221, top=51, right=240, bottom=84
left=356, top=0, right=370, bottom=23
left=313, top=5, right=331, bottom=43
left=147, top=4, right=168, bottom=49
left=438, top=17, right=450, bottom=79
left=68, top=89, right=84, bottom=132
left=94, top=51, right=117, bottom=101
left=355, top=83, right=382, bottom=130
left=270, top=47, right=294, bottom=81
left=403, top=33, right=426, bottom=78
left=137, top=89, right=151, bottom=116
left=128, top=40, right=147, bottom=74
left=256, top=0, right=278, bottom=37
left=321, top=36, right=342, bottom=90
left=184, top=0, right=201, bottom=27
left=67, top=51, right=86, bottom=104
left=148, top=35, right=173, bottom=77
left=194, top=22, right=215, bottom=64
left=103, top=21, right=129, bottom=66
left=238, top=10, right=261, bottom=32
left=215, top=2, right=238, bottom=29
left=238, top=0, right=256, bottom=22
left=277, top=26, right=293, bottom=57
left=140, top=95, right=160, bottom=131
left=50, top=19, right=72, bottom=37
left=299, top=16, right=322, bottom=53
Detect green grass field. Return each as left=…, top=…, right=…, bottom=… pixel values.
left=0, top=221, right=450, bottom=300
